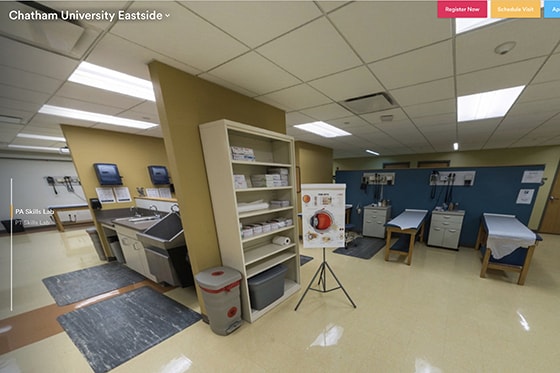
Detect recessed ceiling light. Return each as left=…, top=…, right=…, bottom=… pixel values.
left=294, top=121, right=351, bottom=138
left=453, top=142, right=459, bottom=151
left=457, top=85, right=525, bottom=122
left=68, top=61, right=155, bottom=101
left=39, top=105, right=158, bottom=129
left=494, top=41, right=516, bottom=55
left=8, top=144, right=63, bottom=153
left=366, top=149, right=380, bottom=156
left=16, top=133, right=66, bottom=142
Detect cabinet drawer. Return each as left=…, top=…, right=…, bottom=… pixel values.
left=431, top=214, right=463, bottom=225
left=431, top=220, right=462, bottom=230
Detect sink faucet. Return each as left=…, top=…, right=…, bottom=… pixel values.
left=149, top=204, right=161, bottom=218
left=130, top=206, right=141, bottom=217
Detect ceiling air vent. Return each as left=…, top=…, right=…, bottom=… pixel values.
left=339, top=92, right=398, bottom=115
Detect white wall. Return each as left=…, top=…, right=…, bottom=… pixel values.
left=0, top=157, right=88, bottom=231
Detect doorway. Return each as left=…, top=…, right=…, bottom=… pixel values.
left=539, top=165, right=560, bottom=234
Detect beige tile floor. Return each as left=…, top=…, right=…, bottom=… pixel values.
left=1, top=228, right=560, bottom=372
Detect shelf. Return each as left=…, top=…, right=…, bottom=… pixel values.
left=246, top=251, right=296, bottom=277
left=242, top=225, right=294, bottom=244
left=244, top=242, right=296, bottom=266
left=200, top=119, right=300, bottom=323
left=232, top=160, right=292, bottom=168
left=238, top=206, right=293, bottom=219
left=235, top=186, right=292, bottom=193
left=249, top=279, right=300, bottom=322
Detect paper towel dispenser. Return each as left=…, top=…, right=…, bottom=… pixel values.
left=93, top=163, right=123, bottom=185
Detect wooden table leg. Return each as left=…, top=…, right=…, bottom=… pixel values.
left=384, top=228, right=392, bottom=261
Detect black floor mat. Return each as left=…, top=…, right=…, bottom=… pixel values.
left=333, top=237, right=386, bottom=259
left=58, top=286, right=202, bottom=373
left=42, top=262, right=146, bottom=306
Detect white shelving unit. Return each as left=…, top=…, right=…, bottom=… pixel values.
left=199, top=119, right=300, bottom=323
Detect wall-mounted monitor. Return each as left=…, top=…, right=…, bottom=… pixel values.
left=148, top=165, right=170, bottom=185
left=93, top=163, right=123, bottom=185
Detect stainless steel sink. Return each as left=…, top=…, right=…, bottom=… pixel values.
left=136, top=212, right=186, bottom=250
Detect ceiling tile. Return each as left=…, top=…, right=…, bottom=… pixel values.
left=299, top=103, right=353, bottom=121
left=456, top=57, right=546, bottom=96
left=308, top=66, right=383, bottom=101
left=0, top=36, right=78, bottom=80
left=533, top=53, right=560, bottom=84
left=369, top=41, right=453, bottom=90
left=316, top=2, right=349, bottom=13
left=390, top=78, right=455, bottom=107
left=182, top=1, right=322, bottom=48
left=0, top=84, right=50, bottom=105
left=404, top=99, right=455, bottom=119
left=110, top=2, right=249, bottom=72
left=47, top=96, right=123, bottom=116
left=257, top=18, right=362, bottom=81
left=285, top=111, right=315, bottom=126
left=199, top=73, right=258, bottom=97
left=86, top=34, right=201, bottom=81
left=361, top=108, right=409, bottom=126
left=413, top=113, right=457, bottom=128
left=256, top=84, right=330, bottom=111
left=207, top=52, right=300, bottom=95
left=55, top=82, right=145, bottom=110
left=0, top=65, right=62, bottom=94
left=329, top=1, right=451, bottom=63
left=455, top=19, right=560, bottom=74
left=518, top=80, right=560, bottom=103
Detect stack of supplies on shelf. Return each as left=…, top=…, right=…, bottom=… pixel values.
left=250, top=174, right=281, bottom=187
left=231, top=146, right=255, bottom=161
left=267, top=168, right=289, bottom=186
left=233, top=174, right=248, bottom=189
left=270, top=200, right=290, bottom=208
left=237, top=200, right=269, bottom=213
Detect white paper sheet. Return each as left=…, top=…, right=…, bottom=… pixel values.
left=483, top=213, right=537, bottom=259
left=516, top=189, right=534, bottom=204
left=95, top=188, right=116, bottom=203
left=386, top=209, right=428, bottom=230
left=113, top=187, right=131, bottom=203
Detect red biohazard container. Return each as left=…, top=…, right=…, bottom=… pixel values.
left=195, top=266, right=242, bottom=335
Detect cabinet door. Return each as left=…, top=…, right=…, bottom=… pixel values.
left=118, top=233, right=143, bottom=274
left=442, top=228, right=461, bottom=249
left=428, top=226, right=445, bottom=246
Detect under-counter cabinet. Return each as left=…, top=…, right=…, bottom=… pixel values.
left=114, top=224, right=156, bottom=282
left=427, top=210, right=465, bottom=250
left=199, top=119, right=300, bottom=323
left=362, top=206, right=391, bottom=238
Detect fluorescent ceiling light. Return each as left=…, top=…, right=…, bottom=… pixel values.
left=455, top=18, right=502, bottom=34
left=457, top=85, right=525, bottom=122
left=68, top=61, right=155, bottom=101
left=366, top=149, right=379, bottom=156
left=17, top=133, right=66, bottom=142
left=294, top=121, right=351, bottom=138
left=39, top=104, right=158, bottom=129
left=453, top=142, right=459, bottom=151
left=8, top=144, right=63, bottom=152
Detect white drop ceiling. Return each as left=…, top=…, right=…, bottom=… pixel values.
left=0, top=1, right=559, bottom=158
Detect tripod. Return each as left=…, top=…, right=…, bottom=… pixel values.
left=294, top=247, right=357, bottom=311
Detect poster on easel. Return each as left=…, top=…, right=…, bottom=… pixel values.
left=301, top=184, right=346, bottom=248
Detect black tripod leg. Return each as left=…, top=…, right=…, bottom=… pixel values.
left=294, top=261, right=326, bottom=311
left=324, top=261, right=357, bottom=308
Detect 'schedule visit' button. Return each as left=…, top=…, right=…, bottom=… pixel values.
left=491, top=0, right=541, bottom=18
left=544, top=1, right=560, bottom=18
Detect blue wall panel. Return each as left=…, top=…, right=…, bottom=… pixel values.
left=336, top=165, right=544, bottom=247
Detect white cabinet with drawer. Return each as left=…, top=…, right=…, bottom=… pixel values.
left=363, top=206, right=392, bottom=238
left=427, top=210, right=465, bottom=250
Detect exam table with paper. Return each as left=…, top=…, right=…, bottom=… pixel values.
left=384, top=209, right=428, bottom=265
left=475, top=213, right=542, bottom=285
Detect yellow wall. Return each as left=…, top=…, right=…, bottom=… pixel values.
left=295, top=141, right=333, bottom=235
left=62, top=126, right=170, bottom=252
left=334, top=145, right=560, bottom=229
left=148, top=61, right=285, bottom=304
